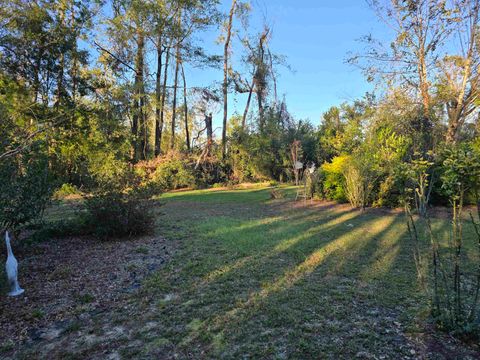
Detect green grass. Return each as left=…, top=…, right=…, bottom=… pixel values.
left=129, top=186, right=480, bottom=358
left=160, top=184, right=296, bottom=203
left=10, top=185, right=479, bottom=358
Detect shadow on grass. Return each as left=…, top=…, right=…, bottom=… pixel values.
left=145, top=193, right=430, bottom=355
left=142, top=187, right=480, bottom=358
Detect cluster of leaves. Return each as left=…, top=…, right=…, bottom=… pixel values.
left=228, top=105, right=317, bottom=183
left=64, top=169, right=158, bottom=240
left=135, top=151, right=229, bottom=191
left=309, top=119, right=411, bottom=209
left=138, top=153, right=196, bottom=190
left=305, top=91, right=480, bottom=212
left=439, top=144, right=480, bottom=203
left=0, top=75, right=55, bottom=232
left=30, top=165, right=160, bottom=241
left=320, top=155, right=349, bottom=202
left=404, top=143, right=480, bottom=339
left=83, top=190, right=155, bottom=240
left=0, top=145, right=54, bottom=232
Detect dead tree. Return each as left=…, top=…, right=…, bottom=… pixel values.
left=222, top=0, right=237, bottom=159
left=195, top=113, right=213, bottom=169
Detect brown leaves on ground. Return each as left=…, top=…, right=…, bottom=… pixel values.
left=0, top=234, right=173, bottom=356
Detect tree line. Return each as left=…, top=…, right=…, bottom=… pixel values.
left=1, top=0, right=480, bottom=224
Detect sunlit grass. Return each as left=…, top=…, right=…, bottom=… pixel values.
left=34, top=185, right=480, bottom=358
left=160, top=184, right=297, bottom=203
left=136, top=185, right=467, bottom=358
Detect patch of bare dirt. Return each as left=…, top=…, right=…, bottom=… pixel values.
left=0, top=234, right=173, bottom=356
left=407, top=326, right=480, bottom=359
left=427, top=205, right=478, bottom=220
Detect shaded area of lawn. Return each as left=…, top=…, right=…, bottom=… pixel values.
left=136, top=187, right=478, bottom=359
left=5, top=186, right=480, bottom=359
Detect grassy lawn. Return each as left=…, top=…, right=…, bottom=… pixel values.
left=129, top=185, right=478, bottom=359
left=5, top=185, right=480, bottom=359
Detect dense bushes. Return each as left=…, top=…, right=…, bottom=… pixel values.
left=37, top=169, right=158, bottom=241
left=0, top=144, right=54, bottom=232
left=135, top=151, right=229, bottom=191
left=315, top=152, right=445, bottom=210
left=320, top=155, right=349, bottom=202
left=151, top=155, right=196, bottom=190
left=227, top=106, right=318, bottom=183
left=311, top=136, right=480, bottom=213
left=83, top=190, right=155, bottom=239
left=53, top=183, right=82, bottom=199
left=83, top=167, right=158, bottom=239
left=404, top=144, right=480, bottom=339
left=343, top=154, right=379, bottom=209
left=308, top=124, right=423, bottom=209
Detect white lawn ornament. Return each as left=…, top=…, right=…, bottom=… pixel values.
left=4, top=231, right=24, bottom=296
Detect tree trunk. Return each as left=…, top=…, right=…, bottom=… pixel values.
left=70, top=3, right=77, bottom=105
left=33, top=53, right=41, bottom=103
left=181, top=63, right=190, bottom=151
left=195, top=113, right=214, bottom=170
left=256, top=29, right=268, bottom=130
left=56, top=2, right=66, bottom=108
left=268, top=49, right=277, bottom=106
left=416, top=42, right=432, bottom=152
left=242, top=78, right=254, bottom=129
left=155, top=34, right=163, bottom=156
left=138, top=32, right=147, bottom=160
left=133, top=29, right=145, bottom=162
left=222, top=0, right=237, bottom=159
left=159, top=45, right=171, bottom=155
left=171, top=42, right=181, bottom=150
left=206, top=113, right=213, bottom=156
left=139, top=70, right=147, bottom=160
left=418, top=50, right=430, bottom=121
left=257, top=89, right=264, bottom=128
left=445, top=1, right=479, bottom=143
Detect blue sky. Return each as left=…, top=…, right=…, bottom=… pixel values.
left=184, top=0, right=389, bottom=126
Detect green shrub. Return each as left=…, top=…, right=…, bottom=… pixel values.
left=373, top=175, right=399, bottom=207
left=269, top=180, right=279, bottom=187
left=440, top=143, right=480, bottom=204
left=194, top=159, right=230, bottom=188
left=53, top=183, right=82, bottom=199
left=29, top=218, right=89, bottom=242
left=135, top=152, right=229, bottom=191
left=0, top=146, right=54, bottom=232
left=86, top=167, right=158, bottom=239
left=405, top=144, right=480, bottom=339
left=321, top=155, right=349, bottom=202
left=146, top=153, right=195, bottom=190
left=87, top=153, right=129, bottom=188
left=365, top=128, right=410, bottom=207
left=83, top=190, right=155, bottom=239
left=35, top=169, right=159, bottom=241
left=343, top=154, right=379, bottom=209
left=153, top=160, right=195, bottom=190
